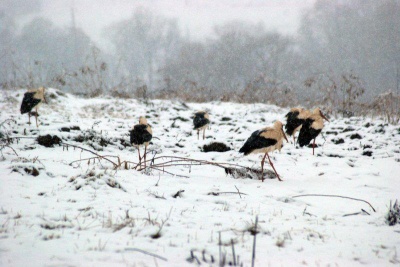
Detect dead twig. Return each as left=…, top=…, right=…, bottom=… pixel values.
left=234, top=185, right=242, bottom=199
left=251, top=215, right=258, bottom=267
left=63, top=142, right=118, bottom=168
left=292, top=194, right=376, bottom=212
left=208, top=191, right=248, bottom=196
left=125, top=248, right=167, bottom=262
left=172, top=190, right=184, bottom=198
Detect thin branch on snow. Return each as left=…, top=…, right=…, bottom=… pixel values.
left=124, top=248, right=167, bottom=261
left=292, top=194, right=376, bottom=212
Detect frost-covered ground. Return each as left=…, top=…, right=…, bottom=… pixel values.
left=0, top=88, right=399, bottom=267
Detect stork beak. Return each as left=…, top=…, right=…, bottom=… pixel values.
left=320, top=111, right=329, bottom=122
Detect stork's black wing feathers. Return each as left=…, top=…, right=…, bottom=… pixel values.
left=239, top=130, right=277, bottom=156
left=20, top=92, right=41, bottom=114
left=285, top=111, right=305, bottom=136
left=130, top=124, right=152, bottom=145
left=298, top=118, right=321, bottom=147
left=193, top=114, right=209, bottom=130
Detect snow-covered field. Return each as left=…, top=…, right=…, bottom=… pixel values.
left=0, top=88, right=399, bottom=266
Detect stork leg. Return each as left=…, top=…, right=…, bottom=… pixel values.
left=260, top=152, right=268, bottom=182
left=312, top=138, right=316, bottom=155
left=197, top=130, right=199, bottom=140
left=28, top=113, right=31, bottom=125
left=266, top=153, right=282, bottom=181
left=203, top=128, right=206, bottom=140
left=144, top=145, right=147, bottom=169
left=35, top=107, right=38, bottom=128
left=137, top=146, right=142, bottom=168
left=293, top=135, right=296, bottom=146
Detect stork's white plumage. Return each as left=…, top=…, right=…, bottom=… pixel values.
left=285, top=107, right=311, bottom=144
left=20, top=87, right=47, bottom=127
left=130, top=116, right=153, bottom=168
left=298, top=108, right=329, bottom=155
left=193, top=111, right=210, bottom=140
left=239, top=121, right=288, bottom=181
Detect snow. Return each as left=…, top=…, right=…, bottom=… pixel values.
left=0, top=88, right=399, bottom=266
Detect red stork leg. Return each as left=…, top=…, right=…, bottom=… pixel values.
left=137, top=145, right=142, bottom=168
left=266, top=153, right=283, bottom=181
left=260, top=152, right=268, bottom=182
left=312, top=138, right=316, bottom=155
left=144, top=145, right=147, bottom=168
left=35, top=107, right=39, bottom=128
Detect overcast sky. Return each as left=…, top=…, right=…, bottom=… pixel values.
left=4, top=0, right=316, bottom=50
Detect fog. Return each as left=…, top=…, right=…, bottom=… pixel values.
left=1, top=0, right=399, bottom=117
left=6, top=0, right=313, bottom=50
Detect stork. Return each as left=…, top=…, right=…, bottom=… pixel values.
left=130, top=116, right=153, bottom=168
left=20, top=87, right=47, bottom=127
left=285, top=107, right=311, bottom=145
left=239, top=121, right=288, bottom=181
left=193, top=111, right=210, bottom=140
left=298, top=108, right=329, bottom=155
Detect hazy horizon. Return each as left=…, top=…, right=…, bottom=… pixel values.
left=3, top=0, right=316, bottom=50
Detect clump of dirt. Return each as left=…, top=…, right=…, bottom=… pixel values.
left=350, top=133, right=362, bottom=139
left=362, top=151, right=373, bottom=157
left=72, top=129, right=111, bottom=151
left=60, top=126, right=80, bottom=132
left=224, top=166, right=276, bottom=180
left=332, top=138, right=345, bottom=144
left=221, top=117, right=232, bottom=121
left=24, top=166, right=39, bottom=176
left=386, top=200, right=400, bottom=226
left=203, top=142, right=231, bottom=152
left=37, top=135, right=62, bottom=147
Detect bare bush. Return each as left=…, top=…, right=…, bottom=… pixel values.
left=370, top=91, right=400, bottom=124
left=235, top=75, right=298, bottom=106
left=303, top=71, right=365, bottom=117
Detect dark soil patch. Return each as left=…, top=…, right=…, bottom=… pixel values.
left=362, top=151, right=373, bottom=157
left=342, top=127, right=355, bottom=133
left=326, top=131, right=338, bottom=135
left=350, top=133, right=362, bottom=139
left=363, top=144, right=372, bottom=149
left=37, top=135, right=62, bottom=147
left=221, top=117, right=232, bottom=121
left=24, top=167, right=39, bottom=176
left=60, top=126, right=81, bottom=132
left=203, top=142, right=231, bottom=152
left=172, top=116, right=189, bottom=122
left=332, top=138, right=345, bottom=144
left=325, top=154, right=344, bottom=158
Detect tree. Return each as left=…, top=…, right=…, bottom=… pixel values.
left=106, top=8, right=182, bottom=90
left=298, top=0, right=400, bottom=100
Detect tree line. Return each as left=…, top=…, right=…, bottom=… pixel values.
left=0, top=0, right=399, bottom=119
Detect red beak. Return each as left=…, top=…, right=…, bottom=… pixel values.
left=320, top=111, right=329, bottom=122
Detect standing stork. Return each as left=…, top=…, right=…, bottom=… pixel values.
left=285, top=107, right=311, bottom=145
left=239, top=121, right=288, bottom=182
left=298, top=108, right=329, bottom=155
left=130, top=116, right=153, bottom=168
left=193, top=111, right=210, bottom=140
left=20, top=86, right=47, bottom=127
